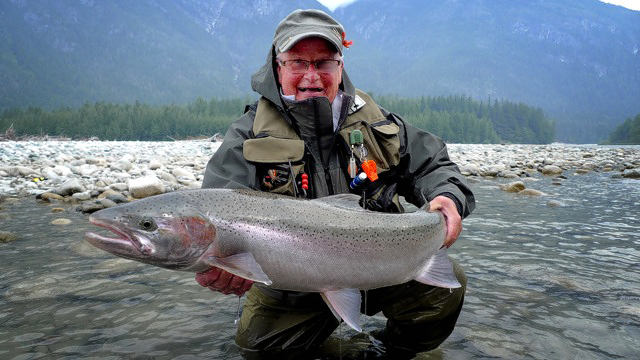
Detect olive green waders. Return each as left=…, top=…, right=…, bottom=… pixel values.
left=235, top=259, right=467, bottom=359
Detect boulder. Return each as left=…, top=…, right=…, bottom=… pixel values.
left=78, top=201, right=105, bottom=213
left=541, top=165, right=563, bottom=175
left=37, top=192, right=65, bottom=202
left=172, top=167, right=196, bottom=180
left=51, top=218, right=72, bottom=225
left=111, top=159, right=132, bottom=172
left=500, top=181, right=526, bottom=193
left=53, top=165, right=73, bottom=176
left=109, top=183, right=128, bottom=192
left=547, top=200, right=565, bottom=207
left=148, top=160, right=163, bottom=170
left=128, top=175, right=165, bottom=198
left=621, top=169, right=640, bottom=179
left=57, top=178, right=86, bottom=196
left=0, top=231, right=18, bottom=243
left=518, top=189, right=547, bottom=196
left=71, top=191, right=92, bottom=201
left=99, top=198, right=119, bottom=208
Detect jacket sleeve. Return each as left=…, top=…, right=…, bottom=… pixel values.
left=391, top=113, right=476, bottom=218
left=201, top=110, right=259, bottom=190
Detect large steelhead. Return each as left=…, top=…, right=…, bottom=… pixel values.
left=85, top=189, right=460, bottom=331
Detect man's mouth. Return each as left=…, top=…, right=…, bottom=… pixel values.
left=299, top=87, right=324, bottom=93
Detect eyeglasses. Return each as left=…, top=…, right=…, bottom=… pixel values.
left=276, top=58, right=342, bottom=74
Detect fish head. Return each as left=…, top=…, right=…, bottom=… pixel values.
left=84, top=198, right=216, bottom=270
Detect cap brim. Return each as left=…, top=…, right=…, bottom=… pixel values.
left=278, top=32, right=342, bottom=55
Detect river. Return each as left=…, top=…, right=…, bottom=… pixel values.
left=1, top=168, right=639, bottom=359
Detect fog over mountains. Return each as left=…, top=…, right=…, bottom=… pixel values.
left=1, top=0, right=639, bottom=142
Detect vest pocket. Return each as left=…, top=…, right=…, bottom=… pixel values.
left=243, top=136, right=307, bottom=196
left=339, top=121, right=401, bottom=173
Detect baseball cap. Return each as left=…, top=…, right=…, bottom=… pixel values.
left=273, top=9, right=351, bottom=55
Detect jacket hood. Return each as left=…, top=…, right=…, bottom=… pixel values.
left=250, top=46, right=356, bottom=109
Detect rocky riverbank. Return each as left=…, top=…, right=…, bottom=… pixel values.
left=0, top=141, right=639, bottom=212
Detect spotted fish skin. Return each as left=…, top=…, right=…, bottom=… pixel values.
left=85, top=188, right=461, bottom=332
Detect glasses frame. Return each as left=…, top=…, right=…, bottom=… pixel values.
left=276, top=58, right=343, bottom=74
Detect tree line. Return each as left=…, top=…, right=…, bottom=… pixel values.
left=1, top=95, right=555, bottom=143
left=375, top=95, right=555, bottom=144
left=604, top=114, right=640, bottom=145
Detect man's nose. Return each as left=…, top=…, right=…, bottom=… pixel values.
left=302, top=64, right=320, bottom=80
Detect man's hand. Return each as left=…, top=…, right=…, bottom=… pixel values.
left=429, top=195, right=462, bottom=248
left=195, top=267, right=253, bottom=296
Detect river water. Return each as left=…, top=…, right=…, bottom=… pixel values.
left=1, top=170, right=639, bottom=359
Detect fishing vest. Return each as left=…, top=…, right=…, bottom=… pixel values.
left=242, top=90, right=402, bottom=198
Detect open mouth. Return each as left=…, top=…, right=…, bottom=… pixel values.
left=298, top=87, right=324, bottom=93
left=84, top=216, right=140, bottom=252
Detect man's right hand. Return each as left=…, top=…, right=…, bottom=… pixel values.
left=195, top=267, right=253, bottom=296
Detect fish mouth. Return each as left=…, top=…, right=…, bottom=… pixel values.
left=84, top=216, right=147, bottom=255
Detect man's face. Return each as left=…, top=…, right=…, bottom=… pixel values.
left=277, top=37, right=343, bottom=103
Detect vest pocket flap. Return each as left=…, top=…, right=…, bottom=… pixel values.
left=243, top=137, right=305, bottom=163
left=371, top=122, right=400, bottom=136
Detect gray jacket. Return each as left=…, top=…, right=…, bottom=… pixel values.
left=202, top=46, right=475, bottom=217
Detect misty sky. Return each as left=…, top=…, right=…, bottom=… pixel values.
left=317, top=0, right=640, bottom=12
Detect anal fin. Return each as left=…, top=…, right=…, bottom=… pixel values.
left=321, top=288, right=362, bottom=332
left=414, top=248, right=461, bottom=289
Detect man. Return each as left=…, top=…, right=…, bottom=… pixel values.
left=196, top=9, right=475, bottom=359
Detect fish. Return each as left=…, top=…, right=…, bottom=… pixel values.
left=84, top=188, right=461, bottom=332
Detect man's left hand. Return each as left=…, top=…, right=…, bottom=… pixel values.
left=429, top=195, right=462, bottom=248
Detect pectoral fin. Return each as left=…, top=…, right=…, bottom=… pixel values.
left=321, top=288, right=362, bottom=332
left=206, top=253, right=272, bottom=285
left=414, top=248, right=461, bottom=288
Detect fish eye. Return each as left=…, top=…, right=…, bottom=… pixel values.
left=139, top=217, right=157, bottom=231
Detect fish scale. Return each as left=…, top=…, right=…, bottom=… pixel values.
left=85, top=188, right=461, bottom=332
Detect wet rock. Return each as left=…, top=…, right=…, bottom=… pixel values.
left=128, top=175, right=165, bottom=198
left=37, top=192, right=65, bottom=202
left=51, top=218, right=72, bottom=225
left=500, top=181, right=526, bottom=193
left=574, top=169, right=590, bottom=175
left=93, top=258, right=143, bottom=272
left=547, top=200, right=565, bottom=207
left=71, top=191, right=92, bottom=201
left=79, top=201, right=105, bottom=213
left=541, top=165, right=563, bottom=175
left=57, top=178, right=86, bottom=196
left=98, top=190, right=128, bottom=204
left=70, top=241, right=105, bottom=258
left=51, top=207, right=65, bottom=213
left=518, top=189, right=546, bottom=196
left=621, top=169, right=640, bottom=179
left=0, top=230, right=18, bottom=243
left=99, top=198, right=118, bottom=208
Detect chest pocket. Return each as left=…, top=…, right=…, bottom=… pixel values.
left=243, top=136, right=306, bottom=195
left=338, top=120, right=401, bottom=174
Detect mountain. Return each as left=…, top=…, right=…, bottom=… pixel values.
left=1, top=0, right=639, bottom=142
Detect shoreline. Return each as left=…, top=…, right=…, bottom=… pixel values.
left=1, top=141, right=639, bottom=202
